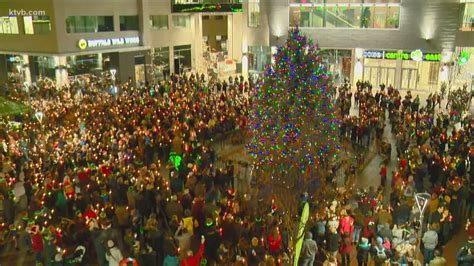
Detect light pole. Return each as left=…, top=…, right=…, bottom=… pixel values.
left=415, top=192, right=431, bottom=260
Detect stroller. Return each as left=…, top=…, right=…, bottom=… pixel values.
left=52, top=245, right=86, bottom=265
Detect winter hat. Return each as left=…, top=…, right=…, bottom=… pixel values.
left=107, top=240, right=115, bottom=248
left=251, top=237, right=259, bottom=247
left=376, top=236, right=383, bottom=246
left=360, top=237, right=369, bottom=245
left=305, top=231, right=313, bottom=239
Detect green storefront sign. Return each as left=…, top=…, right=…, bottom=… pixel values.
left=364, top=50, right=441, bottom=62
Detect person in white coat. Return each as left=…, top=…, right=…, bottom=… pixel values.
left=105, top=240, right=123, bottom=266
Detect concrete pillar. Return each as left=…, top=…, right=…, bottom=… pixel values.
left=54, top=56, right=68, bottom=88
left=97, top=53, right=103, bottom=71
left=118, top=52, right=136, bottom=85
left=193, top=14, right=202, bottom=72
left=439, top=50, right=453, bottom=89
left=170, top=46, right=175, bottom=75
left=145, top=50, right=153, bottom=83
left=29, top=56, right=38, bottom=82
left=395, top=51, right=403, bottom=90
left=353, top=48, right=364, bottom=91
left=22, top=55, right=32, bottom=85
left=0, top=55, right=8, bottom=86
left=231, top=13, right=243, bottom=64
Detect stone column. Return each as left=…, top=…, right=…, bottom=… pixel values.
left=54, top=56, right=69, bottom=88
left=394, top=51, right=403, bottom=90
left=0, top=54, right=8, bottom=86
left=22, top=55, right=32, bottom=85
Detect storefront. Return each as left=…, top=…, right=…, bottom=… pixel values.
left=360, top=49, right=442, bottom=92
left=173, top=45, right=192, bottom=75
left=247, top=45, right=271, bottom=73
left=319, top=49, right=352, bottom=84
left=5, top=55, right=25, bottom=82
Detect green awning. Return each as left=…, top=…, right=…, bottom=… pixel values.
left=0, top=97, right=31, bottom=117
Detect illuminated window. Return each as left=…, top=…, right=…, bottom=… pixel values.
left=24, top=16, right=51, bottom=34
left=460, top=3, right=474, bottom=31
left=0, top=16, right=19, bottom=34
left=150, top=15, right=168, bottom=30
left=248, top=0, right=260, bottom=27
left=289, top=1, right=400, bottom=29
left=172, top=15, right=191, bottom=28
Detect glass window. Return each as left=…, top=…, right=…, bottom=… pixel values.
left=31, top=56, right=56, bottom=80
left=150, top=15, right=168, bottom=30
left=173, top=0, right=242, bottom=3
left=66, top=16, right=114, bottom=33
left=373, top=6, right=387, bottom=28
left=386, top=6, right=400, bottom=28
left=172, top=15, right=191, bottom=28
left=460, top=3, right=474, bottom=31
left=0, top=16, right=19, bottom=34
left=290, top=6, right=324, bottom=27
left=360, top=6, right=373, bottom=28
left=248, top=0, right=260, bottom=27
left=67, top=54, right=103, bottom=76
left=120, top=16, right=139, bottom=31
left=24, top=16, right=51, bottom=34
left=290, top=1, right=399, bottom=29
left=174, top=44, right=192, bottom=74
left=248, top=46, right=271, bottom=72
left=152, top=47, right=170, bottom=80
left=327, top=4, right=361, bottom=28
left=288, top=0, right=399, bottom=3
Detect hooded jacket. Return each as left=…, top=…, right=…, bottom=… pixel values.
left=422, top=230, right=438, bottom=250
left=301, top=232, right=318, bottom=259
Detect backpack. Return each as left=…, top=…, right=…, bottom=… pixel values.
left=375, top=246, right=387, bottom=261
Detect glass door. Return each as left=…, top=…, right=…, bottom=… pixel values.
left=380, top=67, right=396, bottom=87
left=401, top=68, right=418, bottom=90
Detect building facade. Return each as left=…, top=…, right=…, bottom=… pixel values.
left=0, top=0, right=473, bottom=92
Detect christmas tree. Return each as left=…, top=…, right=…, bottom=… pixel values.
left=247, top=27, right=339, bottom=182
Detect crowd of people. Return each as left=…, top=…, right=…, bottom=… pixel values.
left=0, top=72, right=473, bottom=266
left=301, top=81, right=473, bottom=266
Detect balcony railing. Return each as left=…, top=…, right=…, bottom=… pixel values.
left=459, top=21, right=474, bottom=31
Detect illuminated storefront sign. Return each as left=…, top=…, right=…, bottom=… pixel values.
left=78, top=36, right=140, bottom=50
left=363, top=50, right=441, bottom=61
left=172, top=2, right=242, bottom=13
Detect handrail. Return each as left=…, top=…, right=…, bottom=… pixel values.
left=325, top=10, right=356, bottom=28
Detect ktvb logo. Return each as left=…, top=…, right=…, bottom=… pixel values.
left=78, top=39, right=88, bottom=50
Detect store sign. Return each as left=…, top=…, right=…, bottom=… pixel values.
left=363, top=50, right=384, bottom=59
left=385, top=51, right=410, bottom=60
left=172, top=3, right=243, bottom=13
left=78, top=37, right=140, bottom=50
left=363, top=50, right=441, bottom=61
left=8, top=56, right=23, bottom=63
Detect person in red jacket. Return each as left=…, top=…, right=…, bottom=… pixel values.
left=380, top=164, right=387, bottom=187
left=180, top=235, right=205, bottom=266
left=267, top=226, right=283, bottom=257
left=29, top=225, right=44, bottom=264
left=339, top=209, right=355, bottom=266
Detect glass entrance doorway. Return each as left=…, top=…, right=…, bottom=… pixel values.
left=401, top=60, right=440, bottom=91
left=401, top=68, right=418, bottom=90
left=134, top=55, right=145, bottom=83
left=363, top=58, right=396, bottom=88
left=365, top=66, right=396, bottom=88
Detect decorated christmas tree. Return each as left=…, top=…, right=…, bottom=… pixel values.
left=247, top=27, right=339, bottom=183
left=246, top=28, right=340, bottom=262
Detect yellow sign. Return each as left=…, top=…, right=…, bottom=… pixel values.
left=78, top=39, right=87, bottom=50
